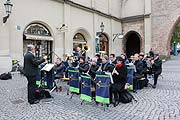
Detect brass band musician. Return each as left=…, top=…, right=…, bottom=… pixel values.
left=54, top=57, right=66, bottom=79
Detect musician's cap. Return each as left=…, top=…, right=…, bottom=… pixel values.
left=116, top=56, right=124, bottom=62
left=103, top=55, right=109, bottom=60
left=91, top=58, right=97, bottom=63
left=79, top=56, right=85, bottom=61
left=95, top=53, right=100, bottom=58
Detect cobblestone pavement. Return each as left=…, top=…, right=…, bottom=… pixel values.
left=1, top=56, right=180, bottom=120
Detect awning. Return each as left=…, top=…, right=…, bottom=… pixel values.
left=24, top=34, right=53, bottom=41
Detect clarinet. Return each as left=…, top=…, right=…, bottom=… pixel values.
left=97, top=63, right=103, bottom=72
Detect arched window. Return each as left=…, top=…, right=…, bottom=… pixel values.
left=73, top=33, right=87, bottom=49
left=24, top=23, right=51, bottom=36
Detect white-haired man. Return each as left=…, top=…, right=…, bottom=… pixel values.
left=24, top=44, right=47, bottom=104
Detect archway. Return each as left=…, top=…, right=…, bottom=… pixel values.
left=23, top=23, right=53, bottom=61
left=124, top=31, right=141, bottom=58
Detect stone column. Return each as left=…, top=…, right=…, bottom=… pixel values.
left=144, top=0, right=152, bottom=53
left=93, top=13, right=98, bottom=55
left=63, top=3, right=71, bottom=54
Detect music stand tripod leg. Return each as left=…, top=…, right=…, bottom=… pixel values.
left=67, top=87, right=69, bottom=95
left=50, top=80, right=58, bottom=93
left=50, top=85, right=57, bottom=93
left=70, top=93, right=74, bottom=99
left=81, top=100, right=84, bottom=105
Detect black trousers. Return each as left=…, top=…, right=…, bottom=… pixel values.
left=26, top=76, right=37, bottom=103
left=153, top=74, right=159, bottom=86
left=111, top=83, right=125, bottom=102
left=133, top=78, right=137, bottom=91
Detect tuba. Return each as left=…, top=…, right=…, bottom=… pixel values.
left=80, top=45, right=89, bottom=55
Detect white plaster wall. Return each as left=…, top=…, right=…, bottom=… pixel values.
left=9, top=0, right=64, bottom=63
left=121, top=0, right=144, bottom=18
left=95, top=0, right=109, bottom=14
left=71, top=0, right=122, bottom=18
left=0, top=0, right=12, bottom=73
left=70, top=6, right=94, bottom=57
left=111, top=0, right=121, bottom=18
left=111, top=20, right=123, bottom=56
left=0, top=0, right=12, bottom=54
left=71, top=0, right=92, bottom=8
left=145, top=0, right=151, bottom=14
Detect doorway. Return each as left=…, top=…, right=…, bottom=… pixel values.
left=125, top=31, right=141, bottom=58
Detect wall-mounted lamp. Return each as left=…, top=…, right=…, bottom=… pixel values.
left=113, top=33, right=123, bottom=42
left=3, top=0, right=13, bottom=23
left=100, top=22, right=104, bottom=33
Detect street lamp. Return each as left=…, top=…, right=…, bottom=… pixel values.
left=100, top=22, right=104, bottom=33
left=3, top=0, right=13, bottom=23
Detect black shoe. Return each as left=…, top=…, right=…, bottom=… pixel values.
left=133, top=90, right=137, bottom=93
left=29, top=100, right=40, bottom=105
left=152, top=85, right=156, bottom=89
left=95, top=101, right=99, bottom=105
left=113, top=101, right=119, bottom=107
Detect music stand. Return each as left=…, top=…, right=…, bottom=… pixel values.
left=80, top=74, right=92, bottom=105
left=68, top=67, right=80, bottom=99
left=95, top=74, right=110, bottom=111
left=40, top=64, right=55, bottom=90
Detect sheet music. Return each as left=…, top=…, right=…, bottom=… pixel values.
left=41, top=63, right=54, bottom=72
left=126, top=63, right=136, bottom=72
left=105, top=72, right=114, bottom=84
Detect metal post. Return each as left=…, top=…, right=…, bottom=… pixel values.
left=174, top=41, right=178, bottom=56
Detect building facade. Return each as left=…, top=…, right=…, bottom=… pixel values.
left=0, top=0, right=179, bottom=73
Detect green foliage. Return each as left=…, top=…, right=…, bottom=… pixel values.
left=171, top=22, right=180, bottom=47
